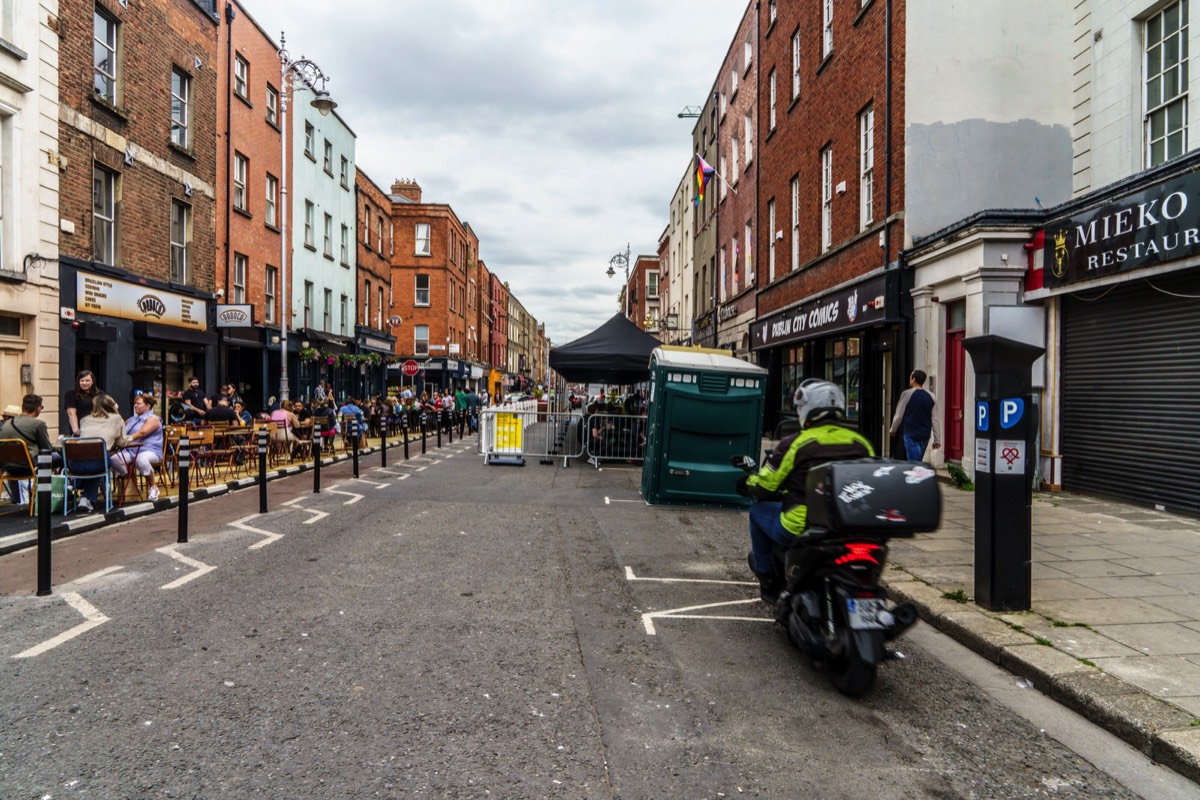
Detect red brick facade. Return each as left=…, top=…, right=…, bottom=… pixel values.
left=355, top=168, right=394, bottom=333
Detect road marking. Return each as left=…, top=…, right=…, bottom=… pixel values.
left=69, top=565, right=125, bottom=586
left=13, top=592, right=110, bottom=658
left=605, top=497, right=641, bottom=504
left=641, top=599, right=767, bottom=636
left=326, top=488, right=363, bottom=505
left=156, top=545, right=217, bottom=589
left=346, top=477, right=389, bottom=489
left=624, top=566, right=756, bottom=586
left=229, top=515, right=284, bottom=550
left=301, top=508, right=329, bottom=524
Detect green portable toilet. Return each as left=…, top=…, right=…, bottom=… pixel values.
left=640, top=346, right=767, bottom=508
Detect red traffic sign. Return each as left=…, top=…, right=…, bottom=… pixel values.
left=401, top=359, right=420, bottom=377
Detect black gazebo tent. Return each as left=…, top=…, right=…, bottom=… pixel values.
left=549, top=314, right=659, bottom=384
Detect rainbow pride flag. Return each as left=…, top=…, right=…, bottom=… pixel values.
left=694, top=155, right=716, bottom=207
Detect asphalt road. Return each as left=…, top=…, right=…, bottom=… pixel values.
left=0, top=441, right=1191, bottom=799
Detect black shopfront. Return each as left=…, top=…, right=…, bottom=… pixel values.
left=750, top=273, right=905, bottom=453
left=60, top=258, right=218, bottom=427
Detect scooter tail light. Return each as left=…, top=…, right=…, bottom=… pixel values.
left=834, top=542, right=881, bottom=566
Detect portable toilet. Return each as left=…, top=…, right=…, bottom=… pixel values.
left=640, top=346, right=767, bottom=508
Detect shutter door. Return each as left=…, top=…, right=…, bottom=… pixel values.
left=1061, top=270, right=1200, bottom=514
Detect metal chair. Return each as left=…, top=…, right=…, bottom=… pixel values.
left=61, top=437, right=113, bottom=514
left=0, top=438, right=36, bottom=516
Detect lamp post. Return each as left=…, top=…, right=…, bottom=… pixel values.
left=278, top=33, right=337, bottom=402
left=605, top=243, right=632, bottom=318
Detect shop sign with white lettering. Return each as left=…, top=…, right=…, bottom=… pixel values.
left=77, top=273, right=208, bottom=331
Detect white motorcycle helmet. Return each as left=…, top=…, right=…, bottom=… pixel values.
left=793, top=379, right=846, bottom=427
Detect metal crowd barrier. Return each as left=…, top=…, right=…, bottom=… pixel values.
left=583, top=413, right=648, bottom=468
left=479, top=408, right=584, bottom=466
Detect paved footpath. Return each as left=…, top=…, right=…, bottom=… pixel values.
left=2, top=448, right=1200, bottom=784
left=885, top=487, right=1200, bottom=782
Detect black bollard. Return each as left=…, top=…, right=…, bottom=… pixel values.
left=351, top=418, right=360, bottom=478
left=447, top=409, right=454, bottom=444
left=36, top=452, right=52, bottom=596
left=436, top=410, right=443, bottom=448
left=402, top=414, right=410, bottom=460
left=313, top=421, right=322, bottom=494
left=421, top=412, right=428, bottom=454
left=381, top=418, right=388, bottom=468
left=257, top=428, right=269, bottom=514
left=177, top=436, right=191, bottom=544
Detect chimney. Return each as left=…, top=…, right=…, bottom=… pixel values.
left=391, top=178, right=422, bottom=203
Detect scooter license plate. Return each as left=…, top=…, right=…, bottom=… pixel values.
left=845, top=598, right=887, bottom=630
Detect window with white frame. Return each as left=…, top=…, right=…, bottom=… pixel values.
left=823, top=0, right=833, bottom=58
left=265, top=265, right=277, bottom=324
left=720, top=91, right=727, bottom=118
left=769, top=69, right=777, bottom=131
left=93, top=164, right=117, bottom=264
left=731, top=137, right=740, bottom=183
left=303, top=281, right=313, bottom=327
left=821, top=146, right=833, bottom=252
left=1145, top=0, right=1189, bottom=167
left=415, top=222, right=431, bottom=255
left=744, top=112, right=753, bottom=164
left=376, top=218, right=383, bottom=252
left=94, top=8, right=119, bottom=103
left=304, top=201, right=314, bottom=247
left=233, top=152, right=248, bottom=211
left=859, top=105, right=875, bottom=228
left=363, top=206, right=370, bottom=243
left=265, top=174, right=277, bottom=227
left=304, top=122, right=314, bottom=158
left=340, top=294, right=348, bottom=334
left=415, top=274, right=430, bottom=305
left=720, top=153, right=728, bottom=198
left=170, top=67, right=190, bottom=148
left=340, top=156, right=348, bottom=188
left=233, top=253, right=247, bottom=303
left=323, top=289, right=332, bottom=331
left=323, top=212, right=333, bottom=258
left=647, top=271, right=659, bottom=299
left=791, top=30, right=801, bottom=99
left=340, top=224, right=349, bottom=265
left=266, top=84, right=278, bottom=126
left=0, top=121, right=5, bottom=269
left=363, top=280, right=371, bottom=325
left=323, top=139, right=333, bottom=174
left=731, top=235, right=740, bottom=292
left=719, top=245, right=727, bottom=301
left=414, top=324, right=430, bottom=355
left=170, top=200, right=191, bottom=284
left=744, top=37, right=752, bottom=72
left=731, top=66, right=739, bottom=96
left=234, top=54, right=248, bottom=99
left=790, top=177, right=800, bottom=271
left=769, top=0, right=777, bottom=24
left=768, top=199, right=776, bottom=281
left=745, top=221, right=753, bottom=279
left=377, top=287, right=384, bottom=329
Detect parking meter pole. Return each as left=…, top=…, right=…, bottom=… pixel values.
left=962, top=334, right=1045, bottom=612
left=177, top=436, right=191, bottom=544
left=313, top=422, right=322, bottom=494
left=257, top=429, right=269, bottom=514
left=351, top=420, right=360, bottom=478
left=36, top=452, right=52, bottom=596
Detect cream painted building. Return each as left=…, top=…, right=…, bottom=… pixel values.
left=0, top=0, right=60, bottom=430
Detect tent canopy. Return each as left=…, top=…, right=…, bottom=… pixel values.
left=549, top=313, right=659, bottom=384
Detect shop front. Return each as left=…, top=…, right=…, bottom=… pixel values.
left=750, top=273, right=901, bottom=452
left=355, top=327, right=397, bottom=400
left=60, top=259, right=217, bottom=425
left=1031, top=160, right=1200, bottom=514
left=298, top=328, right=355, bottom=402
left=215, top=303, right=269, bottom=412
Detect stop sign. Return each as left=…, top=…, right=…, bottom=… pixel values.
left=401, top=359, right=420, bottom=377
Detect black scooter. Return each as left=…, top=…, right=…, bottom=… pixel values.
left=734, top=456, right=941, bottom=696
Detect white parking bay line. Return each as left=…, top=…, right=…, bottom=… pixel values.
left=641, top=599, right=767, bottom=636
left=14, top=593, right=110, bottom=658
left=301, top=508, right=329, bottom=524
left=156, top=545, right=217, bottom=589
left=624, top=566, right=756, bottom=586
left=327, top=488, right=364, bottom=505
left=229, top=516, right=284, bottom=550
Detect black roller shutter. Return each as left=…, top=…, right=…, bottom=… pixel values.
left=1061, top=270, right=1200, bottom=514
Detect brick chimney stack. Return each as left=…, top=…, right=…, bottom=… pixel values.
left=391, top=178, right=422, bottom=203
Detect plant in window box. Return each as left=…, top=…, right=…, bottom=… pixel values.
left=300, top=347, right=323, bottom=362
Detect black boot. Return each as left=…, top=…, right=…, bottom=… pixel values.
left=747, top=552, right=782, bottom=605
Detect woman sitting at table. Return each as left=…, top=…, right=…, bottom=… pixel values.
left=70, top=393, right=128, bottom=514
left=110, top=394, right=163, bottom=502
left=233, top=400, right=253, bottom=427
left=269, top=404, right=308, bottom=458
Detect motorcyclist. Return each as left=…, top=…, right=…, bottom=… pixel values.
left=740, top=379, right=874, bottom=603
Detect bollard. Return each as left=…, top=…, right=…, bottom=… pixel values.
left=177, top=436, right=191, bottom=544
left=351, top=418, right=360, bottom=478
left=447, top=409, right=454, bottom=445
left=257, top=428, right=269, bottom=514
left=381, top=418, right=388, bottom=468
left=402, top=414, right=410, bottom=460
left=36, top=452, right=53, bottom=596
left=436, top=409, right=443, bottom=448
left=421, top=412, right=428, bottom=455
left=313, top=421, right=322, bottom=494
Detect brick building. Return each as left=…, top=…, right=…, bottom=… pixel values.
left=487, top=272, right=508, bottom=400
left=354, top=167, right=396, bottom=397
left=215, top=0, right=283, bottom=410
left=57, top=0, right=220, bottom=420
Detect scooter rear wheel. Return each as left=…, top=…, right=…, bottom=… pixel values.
left=830, top=629, right=877, bottom=697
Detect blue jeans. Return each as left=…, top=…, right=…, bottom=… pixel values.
left=748, top=501, right=793, bottom=575
left=68, top=458, right=107, bottom=505
left=903, top=434, right=929, bottom=462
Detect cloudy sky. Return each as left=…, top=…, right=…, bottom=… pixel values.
left=245, top=0, right=749, bottom=344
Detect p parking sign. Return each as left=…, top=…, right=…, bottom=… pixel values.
left=976, top=401, right=989, bottom=433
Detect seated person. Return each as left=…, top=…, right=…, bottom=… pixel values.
left=206, top=396, right=240, bottom=424
left=110, top=394, right=164, bottom=502
left=72, top=393, right=129, bottom=513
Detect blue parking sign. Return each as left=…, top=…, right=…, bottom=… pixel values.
left=977, top=401, right=989, bottom=433
left=1000, top=398, right=1024, bottom=430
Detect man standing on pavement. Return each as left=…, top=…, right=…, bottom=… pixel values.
left=890, top=369, right=940, bottom=462
left=181, top=377, right=209, bottom=422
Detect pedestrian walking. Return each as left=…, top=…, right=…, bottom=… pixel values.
left=889, top=369, right=940, bottom=462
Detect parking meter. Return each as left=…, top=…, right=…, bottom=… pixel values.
left=962, top=334, right=1044, bottom=611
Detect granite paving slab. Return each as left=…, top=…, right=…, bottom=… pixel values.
left=1091, top=654, right=1200, bottom=703
left=1030, top=578, right=1110, bottom=601
left=1075, top=575, right=1191, bottom=598
left=1051, top=559, right=1150, bottom=578
left=1036, top=597, right=1189, bottom=625
left=1092, top=623, right=1200, bottom=656
left=1024, top=625, right=1145, bottom=659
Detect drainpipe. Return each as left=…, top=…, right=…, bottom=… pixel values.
left=220, top=1, right=235, bottom=389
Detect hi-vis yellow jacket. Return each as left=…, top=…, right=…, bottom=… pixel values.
left=746, top=423, right=875, bottom=535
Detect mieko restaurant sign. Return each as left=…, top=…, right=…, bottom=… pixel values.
left=1043, top=170, right=1200, bottom=288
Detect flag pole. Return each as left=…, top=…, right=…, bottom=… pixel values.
left=695, top=152, right=738, bottom=196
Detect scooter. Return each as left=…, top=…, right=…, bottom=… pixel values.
left=734, top=456, right=941, bottom=696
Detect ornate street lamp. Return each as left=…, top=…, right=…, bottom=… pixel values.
left=277, top=33, right=336, bottom=402
left=605, top=243, right=632, bottom=317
